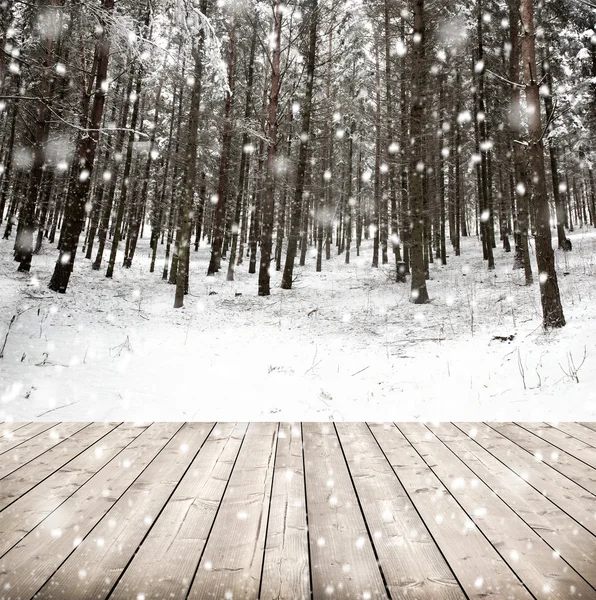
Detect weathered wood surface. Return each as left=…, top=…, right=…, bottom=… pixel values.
left=0, top=422, right=595, bottom=600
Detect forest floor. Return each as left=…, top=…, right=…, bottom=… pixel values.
left=1, top=228, right=595, bottom=422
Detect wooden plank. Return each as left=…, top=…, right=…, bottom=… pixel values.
left=336, top=422, right=465, bottom=600
left=580, top=423, right=596, bottom=435
left=428, top=422, right=596, bottom=589
left=0, top=422, right=120, bottom=511
left=0, top=422, right=57, bottom=454
left=187, top=422, right=278, bottom=600
left=260, top=423, right=309, bottom=600
left=400, top=422, right=596, bottom=599
left=517, top=422, right=596, bottom=469
left=0, top=423, right=180, bottom=599
left=548, top=422, right=596, bottom=448
left=1, top=423, right=31, bottom=437
left=369, top=422, right=533, bottom=600
left=35, top=422, right=214, bottom=600
left=0, top=422, right=89, bottom=479
left=109, top=423, right=247, bottom=600
left=492, top=423, right=596, bottom=493
left=0, top=422, right=150, bottom=554
left=303, top=422, right=389, bottom=600
left=457, top=423, right=596, bottom=536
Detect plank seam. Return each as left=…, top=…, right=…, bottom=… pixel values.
left=452, top=423, right=596, bottom=544
left=102, top=422, right=217, bottom=599
left=483, top=423, right=596, bottom=499
left=300, top=422, right=314, bottom=600
left=0, top=423, right=33, bottom=438
left=183, top=422, right=250, bottom=600
left=257, top=422, right=281, bottom=599
left=396, top=424, right=536, bottom=600
left=0, top=423, right=122, bottom=513
left=0, top=422, right=59, bottom=456
left=0, top=422, right=147, bottom=558
left=334, top=423, right=393, bottom=600
left=30, top=423, right=187, bottom=598
left=367, top=423, right=469, bottom=600
left=513, top=422, right=596, bottom=472
left=0, top=422, right=92, bottom=481
left=545, top=422, right=596, bottom=450
left=424, top=423, right=596, bottom=595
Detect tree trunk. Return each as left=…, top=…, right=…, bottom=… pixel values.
left=174, top=0, right=209, bottom=307
left=17, top=21, right=55, bottom=272
left=258, top=0, right=283, bottom=296
left=105, top=64, right=144, bottom=279
left=509, top=0, right=533, bottom=284
left=48, top=0, right=113, bottom=293
left=372, top=40, right=381, bottom=268
left=228, top=20, right=256, bottom=282
left=281, top=0, right=317, bottom=288
left=409, top=0, right=429, bottom=304
left=208, top=16, right=236, bottom=276
left=520, top=0, right=565, bottom=328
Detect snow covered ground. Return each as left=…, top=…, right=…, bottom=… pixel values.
left=1, top=229, right=595, bottom=422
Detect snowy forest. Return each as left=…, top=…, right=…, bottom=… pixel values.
left=1, top=0, right=596, bottom=419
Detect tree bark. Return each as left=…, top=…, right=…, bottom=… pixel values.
left=409, top=0, right=429, bottom=304
left=174, top=0, right=209, bottom=308
left=520, top=0, right=565, bottom=328
left=228, top=20, right=257, bottom=282
left=48, top=0, right=113, bottom=293
left=281, top=0, right=317, bottom=288
left=208, top=15, right=236, bottom=276
left=258, top=0, right=283, bottom=296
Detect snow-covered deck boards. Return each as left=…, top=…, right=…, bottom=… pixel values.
left=1, top=422, right=596, bottom=600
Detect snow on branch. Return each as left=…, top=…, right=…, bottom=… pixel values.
left=170, top=0, right=230, bottom=95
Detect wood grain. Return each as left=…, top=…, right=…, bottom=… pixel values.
left=337, top=422, right=465, bottom=600
left=400, top=422, right=596, bottom=599
left=110, top=423, right=247, bottom=600
left=0, top=422, right=150, bottom=556
left=35, top=423, right=214, bottom=599
left=0, top=422, right=57, bottom=455
left=427, top=422, right=596, bottom=589
left=0, top=422, right=120, bottom=512
left=0, top=423, right=180, bottom=599
left=186, top=422, right=278, bottom=600
left=457, top=422, right=596, bottom=536
left=261, top=423, right=310, bottom=600
left=303, top=422, right=389, bottom=600
left=369, top=422, right=533, bottom=600
left=491, top=422, right=596, bottom=494
left=0, top=422, right=89, bottom=479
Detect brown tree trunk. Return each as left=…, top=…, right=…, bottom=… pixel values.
left=48, top=0, right=113, bottom=293
left=208, top=16, right=236, bottom=276
left=409, top=0, right=429, bottom=304
left=227, top=20, right=256, bottom=282
left=258, top=0, right=283, bottom=296
left=520, top=0, right=565, bottom=328
left=174, top=0, right=209, bottom=308
left=281, top=0, right=318, bottom=289
left=510, top=0, right=533, bottom=284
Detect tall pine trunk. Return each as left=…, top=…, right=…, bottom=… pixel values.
left=520, top=0, right=565, bottom=328
left=258, top=0, right=283, bottom=296
left=409, top=0, right=429, bottom=304
left=174, top=0, right=209, bottom=308
left=282, top=0, right=317, bottom=288
left=49, top=0, right=113, bottom=293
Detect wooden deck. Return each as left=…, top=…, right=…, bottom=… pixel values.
left=1, top=422, right=596, bottom=600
